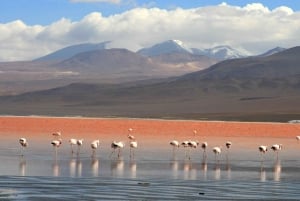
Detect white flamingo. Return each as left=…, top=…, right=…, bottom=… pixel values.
left=296, top=136, right=300, bottom=141
left=129, top=141, right=138, bottom=159
left=91, top=140, right=100, bottom=156
left=271, top=144, right=282, bottom=159
left=170, top=140, right=180, bottom=153
left=213, top=146, right=222, bottom=162
left=110, top=141, right=125, bottom=158
left=77, top=139, right=84, bottom=155
left=69, top=138, right=77, bottom=154
left=51, top=139, right=62, bottom=157
left=259, top=145, right=268, bottom=162
left=19, top=138, right=28, bottom=156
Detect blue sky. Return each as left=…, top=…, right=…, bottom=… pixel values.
left=1, top=0, right=300, bottom=61
left=1, top=0, right=299, bottom=25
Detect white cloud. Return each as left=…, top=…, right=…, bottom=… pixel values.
left=0, top=3, right=299, bottom=61
left=70, top=0, right=121, bottom=4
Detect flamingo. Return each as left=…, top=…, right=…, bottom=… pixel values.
left=259, top=145, right=268, bottom=162
left=201, top=142, right=208, bottom=159
left=52, top=131, right=61, bottom=139
left=225, top=141, right=232, bottom=149
left=129, top=141, right=138, bottom=159
left=51, top=139, right=62, bottom=157
left=76, top=139, right=84, bottom=155
left=91, top=140, right=100, bottom=156
left=110, top=141, right=125, bottom=158
left=181, top=140, right=190, bottom=159
left=296, top=136, right=300, bottom=141
left=19, top=138, right=28, bottom=156
left=271, top=144, right=282, bottom=159
left=69, top=138, right=77, bottom=154
left=170, top=140, right=180, bottom=154
left=128, top=128, right=135, bottom=141
left=213, top=146, right=222, bottom=162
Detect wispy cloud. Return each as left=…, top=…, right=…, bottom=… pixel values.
left=0, top=3, right=299, bottom=61
left=70, top=0, right=121, bottom=4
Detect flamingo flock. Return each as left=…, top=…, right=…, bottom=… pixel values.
left=16, top=128, right=297, bottom=168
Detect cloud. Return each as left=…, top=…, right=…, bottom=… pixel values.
left=0, top=3, right=299, bottom=61
left=70, top=0, right=121, bottom=4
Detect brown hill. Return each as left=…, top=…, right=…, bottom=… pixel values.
left=1, top=46, right=300, bottom=122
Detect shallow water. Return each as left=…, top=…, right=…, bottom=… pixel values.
left=0, top=137, right=300, bottom=200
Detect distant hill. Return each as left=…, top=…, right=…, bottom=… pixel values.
left=258, top=47, right=286, bottom=57
left=34, top=41, right=110, bottom=61
left=53, top=48, right=216, bottom=80
left=1, top=46, right=300, bottom=122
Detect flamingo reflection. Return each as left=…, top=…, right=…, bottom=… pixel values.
left=91, top=157, right=99, bottom=177
left=52, top=160, right=60, bottom=177
left=69, top=157, right=83, bottom=177
left=19, top=157, right=26, bottom=176
left=273, top=159, right=281, bottom=181
left=111, top=158, right=124, bottom=177
left=214, top=163, right=221, bottom=180
left=129, top=160, right=137, bottom=178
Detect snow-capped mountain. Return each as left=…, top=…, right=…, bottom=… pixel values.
left=258, top=47, right=286, bottom=57
left=192, top=45, right=248, bottom=59
left=137, top=40, right=193, bottom=56
left=137, top=40, right=248, bottom=59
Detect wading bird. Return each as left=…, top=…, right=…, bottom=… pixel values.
left=77, top=139, right=84, bottom=155
left=259, top=145, right=268, bottom=162
left=271, top=144, right=282, bottom=159
left=91, top=140, right=100, bottom=156
left=129, top=141, right=138, bottom=159
left=201, top=142, right=208, bottom=159
left=51, top=139, right=62, bottom=157
left=128, top=128, right=135, bottom=141
left=52, top=131, right=61, bottom=139
left=19, top=138, right=28, bottom=156
left=69, top=138, right=77, bottom=154
left=110, top=141, right=125, bottom=158
left=213, top=146, right=222, bottom=162
left=170, top=140, right=180, bottom=154
left=296, top=136, right=300, bottom=141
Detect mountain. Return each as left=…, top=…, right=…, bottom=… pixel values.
left=34, top=41, right=111, bottom=61
left=53, top=48, right=214, bottom=80
left=137, top=40, right=247, bottom=60
left=258, top=47, right=286, bottom=57
left=192, top=45, right=248, bottom=59
left=137, top=40, right=192, bottom=56
left=1, top=46, right=300, bottom=122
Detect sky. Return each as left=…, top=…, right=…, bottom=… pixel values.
left=1, top=0, right=300, bottom=61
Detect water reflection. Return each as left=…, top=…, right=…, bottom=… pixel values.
left=111, top=158, right=124, bottom=177
left=19, top=157, right=26, bottom=176
left=214, top=164, right=221, bottom=180
left=183, top=160, right=197, bottom=180
left=91, top=157, right=99, bottom=177
left=170, top=159, right=179, bottom=179
left=201, top=159, right=207, bottom=180
left=129, top=160, right=137, bottom=178
left=69, top=157, right=83, bottom=177
left=52, top=160, right=60, bottom=177
left=273, top=160, right=281, bottom=181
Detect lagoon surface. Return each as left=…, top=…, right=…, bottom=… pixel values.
left=0, top=137, right=300, bottom=200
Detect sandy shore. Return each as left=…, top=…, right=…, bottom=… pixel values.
left=1, top=116, right=299, bottom=141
